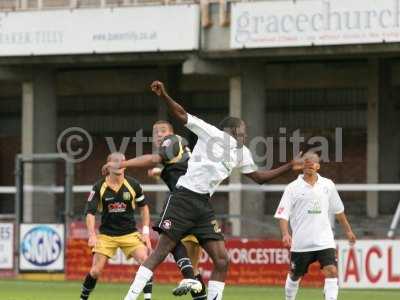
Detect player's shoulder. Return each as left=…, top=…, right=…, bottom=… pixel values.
left=125, top=176, right=142, bottom=191
left=284, top=176, right=306, bottom=194
left=286, top=178, right=300, bottom=191
left=92, top=177, right=106, bottom=190
left=290, top=175, right=304, bottom=186
left=160, top=134, right=180, bottom=147
left=241, top=145, right=253, bottom=157
left=125, top=175, right=143, bottom=187
left=317, top=174, right=335, bottom=187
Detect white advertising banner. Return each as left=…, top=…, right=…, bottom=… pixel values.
left=19, top=224, right=64, bottom=271
left=0, top=223, right=13, bottom=269
left=337, top=240, right=400, bottom=288
left=0, top=5, right=199, bottom=56
left=231, top=0, right=400, bottom=48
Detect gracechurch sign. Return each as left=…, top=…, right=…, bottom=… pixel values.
left=231, top=0, right=400, bottom=48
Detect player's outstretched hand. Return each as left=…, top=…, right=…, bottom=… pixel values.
left=151, top=80, right=168, bottom=98
left=346, top=230, right=357, bottom=246
left=101, top=163, right=110, bottom=175
left=292, top=151, right=304, bottom=170
left=282, top=233, right=292, bottom=248
left=88, top=233, right=97, bottom=248
left=101, top=161, right=121, bottom=176
left=147, top=167, right=162, bottom=179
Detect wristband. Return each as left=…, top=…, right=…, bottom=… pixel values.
left=142, top=226, right=150, bottom=235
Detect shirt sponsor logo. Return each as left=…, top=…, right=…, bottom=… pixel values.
left=108, top=202, right=127, bottom=213
left=21, top=226, right=62, bottom=267
left=162, top=220, right=172, bottom=230
left=105, top=197, right=114, bottom=201
left=123, top=192, right=131, bottom=201
left=307, top=199, right=322, bottom=214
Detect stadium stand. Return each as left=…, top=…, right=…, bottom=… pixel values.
left=0, top=0, right=202, bottom=10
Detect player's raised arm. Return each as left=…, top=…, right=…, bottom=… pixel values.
left=151, top=80, right=188, bottom=124
left=245, top=152, right=305, bottom=184
left=245, top=162, right=293, bottom=184
left=102, top=154, right=162, bottom=175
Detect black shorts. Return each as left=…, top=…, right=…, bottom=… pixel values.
left=153, top=186, right=224, bottom=244
left=290, top=248, right=337, bottom=277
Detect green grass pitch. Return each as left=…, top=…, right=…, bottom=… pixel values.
left=0, top=280, right=399, bottom=300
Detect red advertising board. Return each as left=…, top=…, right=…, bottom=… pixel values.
left=66, top=222, right=324, bottom=286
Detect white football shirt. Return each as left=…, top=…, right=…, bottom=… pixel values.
left=177, top=114, right=258, bottom=195
left=274, top=174, right=344, bottom=252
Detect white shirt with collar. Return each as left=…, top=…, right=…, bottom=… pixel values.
left=177, top=114, right=258, bottom=196
left=274, top=173, right=344, bottom=252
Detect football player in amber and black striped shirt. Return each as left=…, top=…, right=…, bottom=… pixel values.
left=80, top=152, right=153, bottom=300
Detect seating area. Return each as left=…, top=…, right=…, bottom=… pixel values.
left=0, top=0, right=199, bottom=11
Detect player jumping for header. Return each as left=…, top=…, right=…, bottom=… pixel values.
left=123, top=81, right=303, bottom=300
left=103, top=120, right=207, bottom=299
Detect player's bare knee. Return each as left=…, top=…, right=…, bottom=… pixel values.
left=89, top=265, right=103, bottom=279
left=323, top=265, right=338, bottom=278
left=133, top=253, right=148, bottom=265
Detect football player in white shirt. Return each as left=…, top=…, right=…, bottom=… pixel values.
left=274, top=151, right=356, bottom=300
left=123, top=81, right=303, bottom=300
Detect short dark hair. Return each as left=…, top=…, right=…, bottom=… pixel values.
left=153, top=120, right=174, bottom=131
left=218, top=116, right=243, bottom=130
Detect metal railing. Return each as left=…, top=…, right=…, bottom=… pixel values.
left=1, top=183, right=400, bottom=237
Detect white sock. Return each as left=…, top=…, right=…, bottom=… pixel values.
left=324, top=278, right=339, bottom=300
left=285, top=274, right=300, bottom=300
left=207, top=280, right=225, bottom=300
left=144, top=293, right=151, bottom=300
left=124, top=266, right=153, bottom=300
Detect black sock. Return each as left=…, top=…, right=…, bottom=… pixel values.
left=143, top=276, right=153, bottom=300
left=191, top=273, right=207, bottom=299
left=80, top=273, right=97, bottom=300
left=172, top=242, right=195, bottom=279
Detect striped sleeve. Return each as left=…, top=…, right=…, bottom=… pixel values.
left=133, top=181, right=147, bottom=207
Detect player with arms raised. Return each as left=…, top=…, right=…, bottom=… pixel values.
left=274, top=151, right=356, bottom=300
left=124, top=81, right=302, bottom=300
left=103, top=120, right=207, bottom=299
